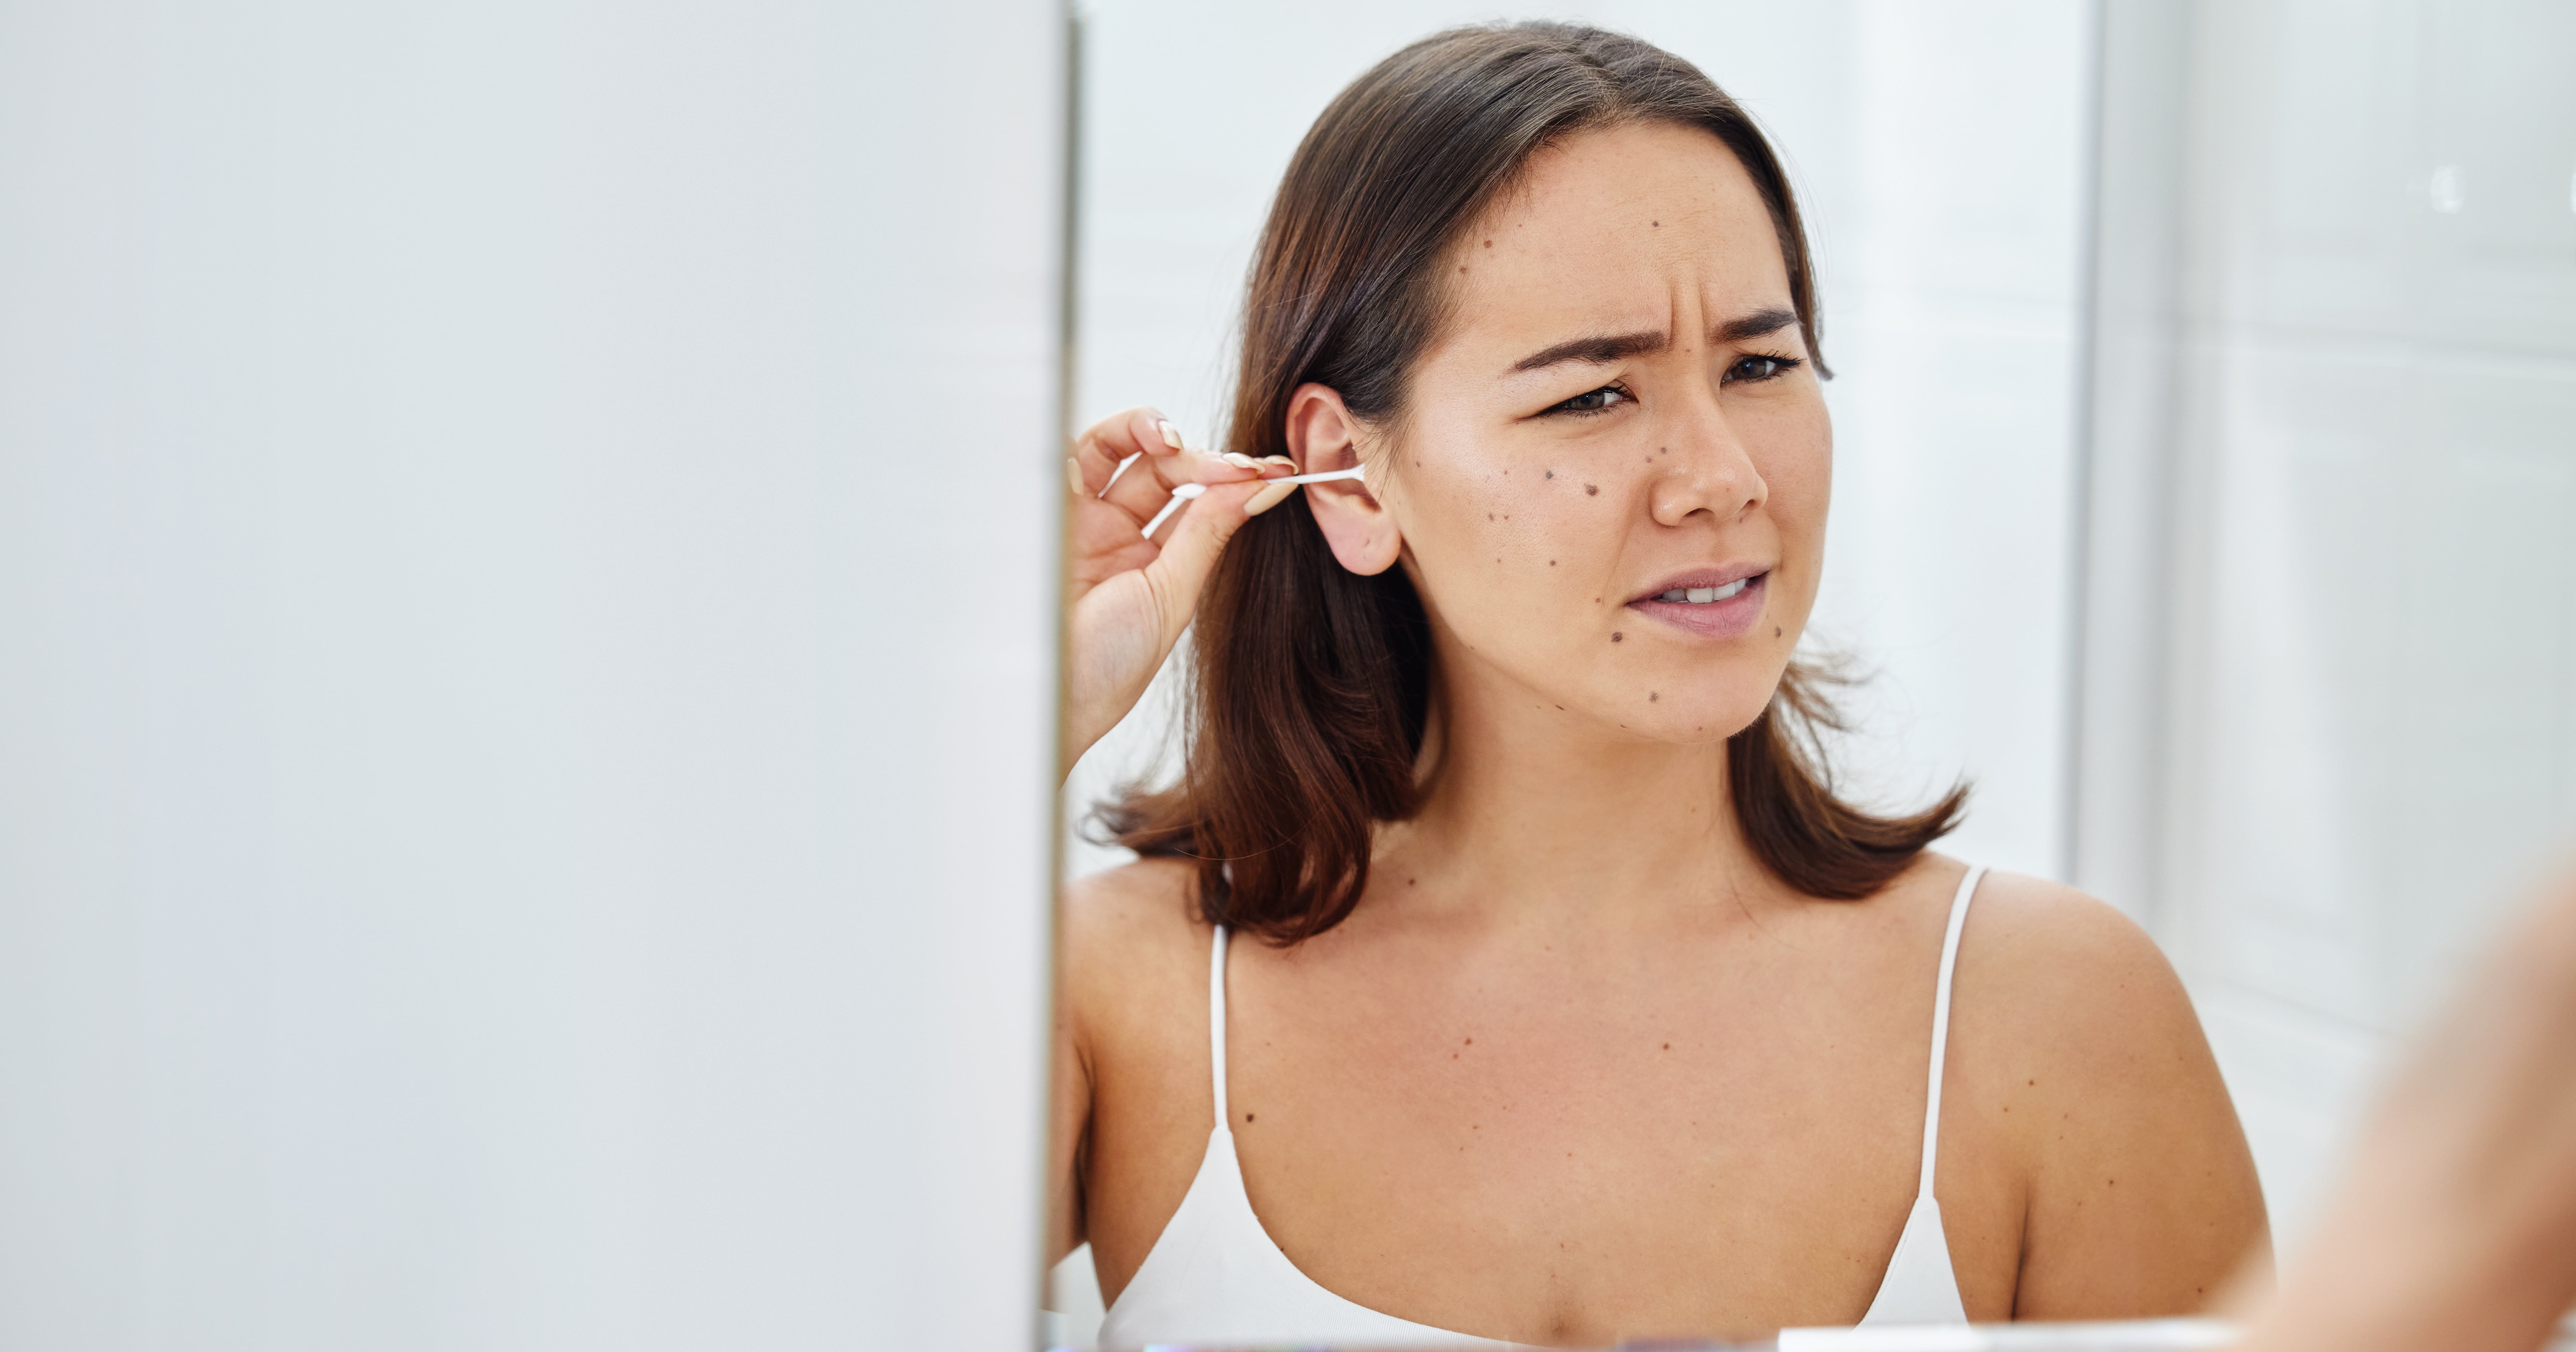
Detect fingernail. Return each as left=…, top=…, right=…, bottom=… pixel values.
left=1065, top=457, right=1086, bottom=496
left=1222, top=452, right=1259, bottom=469
left=1262, top=456, right=1298, bottom=469
left=1157, top=420, right=1184, bottom=450
left=1244, top=480, right=1298, bottom=516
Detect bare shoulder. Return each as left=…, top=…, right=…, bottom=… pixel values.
left=1959, top=870, right=2176, bottom=987
left=1058, top=856, right=1213, bottom=1053
left=1952, top=868, right=2203, bottom=1072
left=1946, top=867, right=2268, bottom=1315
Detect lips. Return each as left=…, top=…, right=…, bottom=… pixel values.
left=1626, top=563, right=1768, bottom=605
left=1624, top=566, right=1771, bottom=640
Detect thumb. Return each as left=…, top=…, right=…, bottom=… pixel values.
left=1140, top=478, right=1293, bottom=646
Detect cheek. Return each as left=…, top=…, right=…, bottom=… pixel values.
left=1397, top=454, right=1626, bottom=636
left=1752, top=412, right=1832, bottom=570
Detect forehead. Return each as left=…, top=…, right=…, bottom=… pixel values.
left=1440, top=120, right=1789, bottom=350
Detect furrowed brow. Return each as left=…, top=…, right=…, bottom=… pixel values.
left=1508, top=329, right=1667, bottom=375
left=1713, top=307, right=1799, bottom=344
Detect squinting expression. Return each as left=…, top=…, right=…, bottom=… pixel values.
left=1375, top=119, right=1829, bottom=745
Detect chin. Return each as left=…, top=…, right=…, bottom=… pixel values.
left=1602, top=692, right=1771, bottom=745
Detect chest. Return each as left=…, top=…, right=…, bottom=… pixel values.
left=1087, top=929, right=2026, bottom=1343
left=1231, top=954, right=1940, bottom=1340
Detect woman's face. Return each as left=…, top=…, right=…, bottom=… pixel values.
left=1317, top=119, right=1830, bottom=745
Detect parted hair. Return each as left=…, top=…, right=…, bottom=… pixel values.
left=1102, top=22, right=1965, bottom=943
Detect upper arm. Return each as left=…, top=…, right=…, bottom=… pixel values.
left=1045, top=858, right=1209, bottom=1269
left=1958, top=876, right=2271, bottom=1318
left=1046, top=929, right=1092, bottom=1266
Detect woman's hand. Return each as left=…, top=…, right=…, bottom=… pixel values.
left=1062, top=407, right=1296, bottom=776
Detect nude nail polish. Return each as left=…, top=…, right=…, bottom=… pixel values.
left=1244, top=480, right=1298, bottom=516
left=1065, top=457, right=1087, bottom=496
left=1223, top=452, right=1259, bottom=469
left=1157, top=420, right=1184, bottom=450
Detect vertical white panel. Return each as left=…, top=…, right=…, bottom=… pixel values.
left=0, top=2, right=1062, bottom=1349
left=2096, top=0, right=2576, bottom=1251
left=2071, top=0, right=2190, bottom=920
left=1807, top=0, right=2092, bottom=880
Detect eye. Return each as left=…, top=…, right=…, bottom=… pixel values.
left=1724, top=353, right=1803, bottom=384
left=1546, top=383, right=1632, bottom=416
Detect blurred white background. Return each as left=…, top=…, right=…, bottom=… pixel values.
left=1, top=1, right=1062, bottom=1348
left=1056, top=0, right=2576, bottom=1333
left=2093, top=0, right=2576, bottom=1266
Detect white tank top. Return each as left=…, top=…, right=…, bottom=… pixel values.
left=1098, top=865, right=1987, bottom=1349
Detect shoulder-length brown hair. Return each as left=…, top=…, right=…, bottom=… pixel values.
left=1103, top=22, right=1964, bottom=944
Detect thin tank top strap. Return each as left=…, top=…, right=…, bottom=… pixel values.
left=1208, top=924, right=1230, bottom=1132
left=1916, top=865, right=1987, bottom=1198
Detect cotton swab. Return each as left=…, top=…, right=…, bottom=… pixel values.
left=1135, top=465, right=1367, bottom=538
left=1138, top=483, right=1205, bottom=538
left=1265, top=466, right=1368, bottom=487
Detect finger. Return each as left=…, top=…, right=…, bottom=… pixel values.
left=1069, top=406, right=1173, bottom=500
left=1069, top=477, right=1162, bottom=586
left=1070, top=407, right=1251, bottom=531
left=1069, top=507, right=1160, bottom=589
left=1105, top=441, right=1267, bottom=528
left=1136, top=477, right=1276, bottom=644
left=1100, top=407, right=1195, bottom=496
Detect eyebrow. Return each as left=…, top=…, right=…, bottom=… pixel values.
left=1507, top=306, right=1801, bottom=375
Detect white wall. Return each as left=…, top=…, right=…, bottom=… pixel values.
left=1063, top=0, right=2097, bottom=886
left=0, top=3, right=1062, bottom=1348
left=2085, top=0, right=2576, bottom=1252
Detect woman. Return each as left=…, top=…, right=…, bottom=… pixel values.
left=1055, top=23, right=2266, bottom=1347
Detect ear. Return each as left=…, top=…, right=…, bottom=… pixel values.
left=1285, top=383, right=1402, bottom=576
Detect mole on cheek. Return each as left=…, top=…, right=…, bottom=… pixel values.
left=1545, top=469, right=1554, bottom=479
left=1774, top=626, right=1783, bottom=638
left=1612, top=632, right=1623, bottom=643
left=1585, top=484, right=1599, bottom=496
left=1649, top=691, right=1658, bottom=701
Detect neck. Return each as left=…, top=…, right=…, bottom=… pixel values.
left=1377, top=657, right=1778, bottom=933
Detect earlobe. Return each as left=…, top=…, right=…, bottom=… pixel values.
left=1284, top=383, right=1403, bottom=576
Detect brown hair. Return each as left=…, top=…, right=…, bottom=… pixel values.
left=1103, top=22, right=1964, bottom=943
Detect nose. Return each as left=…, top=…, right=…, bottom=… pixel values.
left=1647, top=392, right=1767, bottom=528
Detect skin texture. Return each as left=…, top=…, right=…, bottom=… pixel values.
left=1053, top=121, right=2268, bottom=1344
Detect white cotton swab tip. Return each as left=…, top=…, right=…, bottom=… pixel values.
left=1138, top=482, right=1205, bottom=538
left=1135, top=464, right=1366, bottom=539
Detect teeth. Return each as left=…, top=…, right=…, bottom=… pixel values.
left=1656, top=578, right=1752, bottom=605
